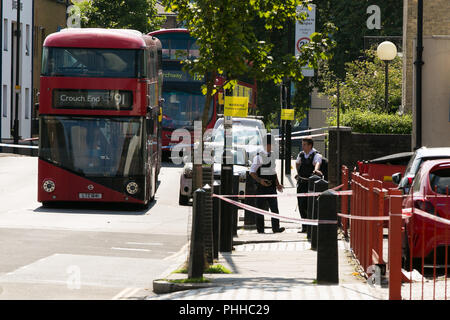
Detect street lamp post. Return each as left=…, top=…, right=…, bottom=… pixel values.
left=376, top=41, right=397, bottom=113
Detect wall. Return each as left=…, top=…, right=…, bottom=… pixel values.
left=32, top=0, right=69, bottom=136
left=308, top=89, right=332, bottom=157
left=328, top=127, right=412, bottom=187
left=412, top=36, right=450, bottom=148
left=402, top=0, right=450, bottom=114
left=1, top=0, right=34, bottom=140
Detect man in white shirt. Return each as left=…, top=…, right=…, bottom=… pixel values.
left=295, top=137, right=323, bottom=232
left=249, top=133, right=285, bottom=234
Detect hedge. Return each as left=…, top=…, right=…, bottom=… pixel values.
left=327, top=109, right=412, bottom=134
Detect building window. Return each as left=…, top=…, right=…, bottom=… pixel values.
left=25, top=88, right=30, bottom=119
left=2, top=85, right=7, bottom=117
left=26, top=24, right=30, bottom=56
left=4, top=19, right=8, bottom=51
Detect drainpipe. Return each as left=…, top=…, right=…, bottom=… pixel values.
left=414, top=0, right=423, bottom=149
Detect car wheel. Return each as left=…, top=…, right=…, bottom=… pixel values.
left=179, top=191, right=189, bottom=206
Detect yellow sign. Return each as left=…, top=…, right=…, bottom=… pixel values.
left=218, top=92, right=224, bottom=105
left=281, top=109, right=295, bottom=120
left=224, top=96, right=248, bottom=117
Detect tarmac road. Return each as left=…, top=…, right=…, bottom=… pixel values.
left=0, top=155, right=190, bottom=300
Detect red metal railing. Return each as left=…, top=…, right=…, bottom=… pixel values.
left=339, top=165, right=449, bottom=300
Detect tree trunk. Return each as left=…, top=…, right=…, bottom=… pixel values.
left=192, top=72, right=216, bottom=191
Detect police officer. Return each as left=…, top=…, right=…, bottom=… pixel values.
left=249, top=133, right=285, bottom=234
left=295, top=137, right=323, bottom=232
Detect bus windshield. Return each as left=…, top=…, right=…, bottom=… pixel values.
left=42, top=47, right=144, bottom=78
left=162, top=90, right=213, bottom=130
left=40, top=116, right=143, bottom=177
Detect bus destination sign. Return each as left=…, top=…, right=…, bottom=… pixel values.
left=53, top=89, right=133, bottom=110
left=163, top=70, right=204, bottom=82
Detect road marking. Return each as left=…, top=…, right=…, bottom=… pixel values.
left=126, top=242, right=164, bottom=246
left=163, top=243, right=189, bottom=261
left=111, top=247, right=151, bottom=252
left=112, top=287, right=141, bottom=300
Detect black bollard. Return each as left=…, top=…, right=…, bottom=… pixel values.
left=316, top=189, right=339, bottom=284
left=188, top=188, right=206, bottom=279
left=219, top=164, right=233, bottom=252
left=311, top=179, right=329, bottom=251
left=307, top=175, right=321, bottom=240
left=212, top=181, right=221, bottom=260
left=202, top=184, right=213, bottom=264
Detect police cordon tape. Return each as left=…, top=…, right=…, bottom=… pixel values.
left=213, top=188, right=450, bottom=227
left=212, top=193, right=337, bottom=226
left=338, top=207, right=450, bottom=225
left=217, top=183, right=347, bottom=198
left=402, top=207, right=450, bottom=226
left=275, top=126, right=330, bottom=137
left=0, top=143, right=38, bottom=150
left=217, top=190, right=352, bottom=198
left=212, top=184, right=347, bottom=225
left=275, top=132, right=328, bottom=141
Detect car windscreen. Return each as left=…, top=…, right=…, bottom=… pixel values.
left=212, top=125, right=262, bottom=145
left=429, top=167, right=450, bottom=194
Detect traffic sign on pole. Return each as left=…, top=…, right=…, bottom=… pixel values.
left=295, top=4, right=316, bottom=77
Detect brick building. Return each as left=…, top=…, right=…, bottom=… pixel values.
left=32, top=0, right=70, bottom=136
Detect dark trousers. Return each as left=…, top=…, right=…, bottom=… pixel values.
left=256, top=188, right=280, bottom=232
left=297, top=181, right=309, bottom=229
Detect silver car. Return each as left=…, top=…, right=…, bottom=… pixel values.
left=392, top=146, right=450, bottom=194
left=179, top=117, right=266, bottom=205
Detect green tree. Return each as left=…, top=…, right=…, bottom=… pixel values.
left=321, top=49, right=402, bottom=114
left=162, top=0, right=336, bottom=134
left=254, top=0, right=403, bottom=128
left=73, top=0, right=165, bottom=33
left=314, top=0, right=403, bottom=79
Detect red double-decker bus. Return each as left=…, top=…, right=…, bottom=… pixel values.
left=38, top=28, right=162, bottom=207
left=148, top=29, right=257, bottom=157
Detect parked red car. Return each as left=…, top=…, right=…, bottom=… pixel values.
left=402, top=159, right=450, bottom=270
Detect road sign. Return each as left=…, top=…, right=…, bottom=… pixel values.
left=224, top=96, right=248, bottom=118
left=295, top=4, right=316, bottom=77
left=281, top=109, right=295, bottom=121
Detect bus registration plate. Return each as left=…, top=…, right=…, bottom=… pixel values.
left=79, top=193, right=102, bottom=199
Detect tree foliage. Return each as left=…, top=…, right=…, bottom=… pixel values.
left=314, top=0, right=403, bottom=79
left=162, top=0, right=336, bottom=132
left=254, top=0, right=403, bottom=128
left=321, top=49, right=402, bottom=114
left=73, top=0, right=165, bottom=33
left=327, top=109, right=412, bottom=134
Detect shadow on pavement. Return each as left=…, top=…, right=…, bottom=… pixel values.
left=33, top=199, right=157, bottom=216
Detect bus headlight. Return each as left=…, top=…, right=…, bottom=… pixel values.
left=43, top=180, right=55, bottom=193
left=126, top=182, right=139, bottom=195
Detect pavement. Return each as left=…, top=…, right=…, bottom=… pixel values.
left=146, top=167, right=391, bottom=301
